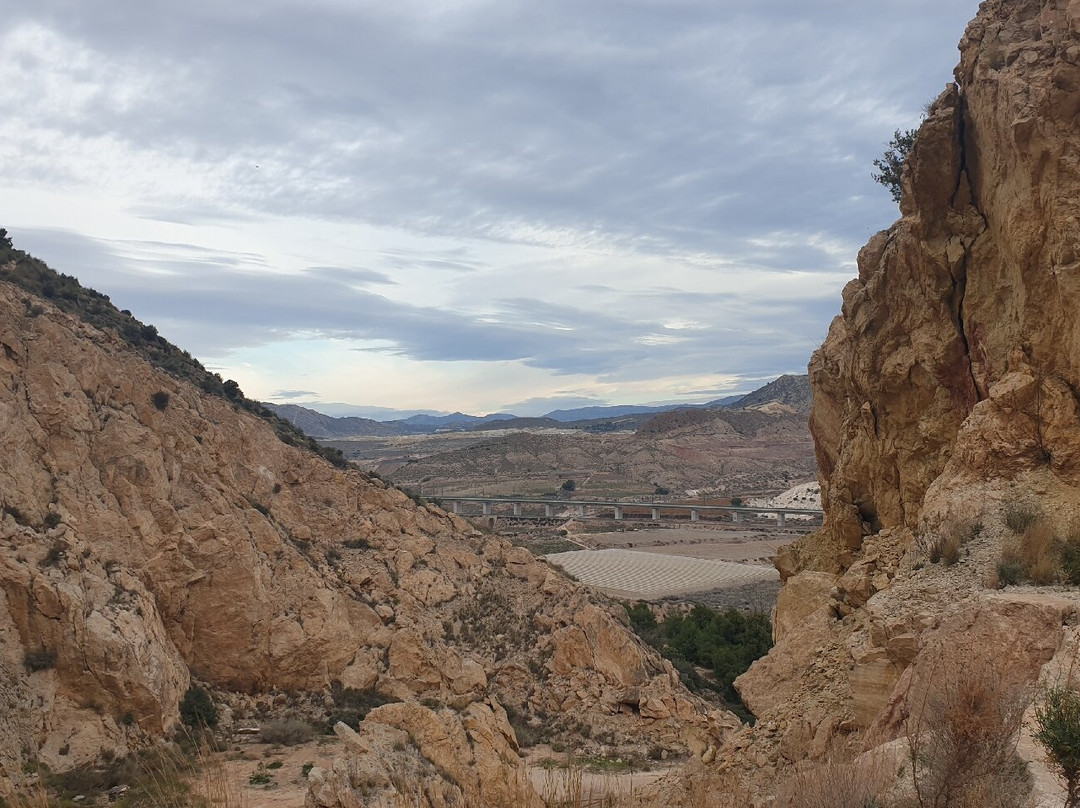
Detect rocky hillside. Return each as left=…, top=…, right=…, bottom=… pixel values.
left=384, top=409, right=815, bottom=498
left=0, top=258, right=734, bottom=803
left=700, top=1, right=1080, bottom=803
left=730, top=374, right=810, bottom=415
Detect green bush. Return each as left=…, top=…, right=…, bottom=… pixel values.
left=151, top=391, right=170, bottom=411
left=179, top=685, right=218, bottom=728
left=872, top=128, right=917, bottom=203
left=1034, top=684, right=1080, bottom=807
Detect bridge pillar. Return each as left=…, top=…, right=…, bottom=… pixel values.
left=614, top=505, right=623, bottom=520
left=651, top=507, right=660, bottom=521
left=731, top=511, right=740, bottom=523
left=777, top=512, right=786, bottom=527
left=690, top=509, right=699, bottom=523
left=482, top=502, right=492, bottom=516
left=544, top=504, right=553, bottom=517
left=578, top=505, right=586, bottom=517
left=452, top=501, right=461, bottom=514
left=513, top=503, right=522, bottom=516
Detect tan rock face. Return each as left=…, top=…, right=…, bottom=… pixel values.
left=804, top=0, right=1080, bottom=572
left=711, top=1, right=1080, bottom=797
left=0, top=279, right=727, bottom=773
left=308, top=700, right=542, bottom=808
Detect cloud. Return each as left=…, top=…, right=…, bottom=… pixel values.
left=271, top=389, right=320, bottom=400
left=0, top=0, right=983, bottom=410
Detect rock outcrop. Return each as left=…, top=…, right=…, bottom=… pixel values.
left=0, top=266, right=729, bottom=797
left=710, top=0, right=1080, bottom=802
left=797, top=0, right=1080, bottom=572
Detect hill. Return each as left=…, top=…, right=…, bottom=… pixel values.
left=265, top=402, right=409, bottom=437
left=728, top=373, right=810, bottom=414
left=0, top=237, right=730, bottom=802
left=383, top=406, right=815, bottom=498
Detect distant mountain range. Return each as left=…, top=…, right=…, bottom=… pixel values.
left=261, top=374, right=811, bottom=438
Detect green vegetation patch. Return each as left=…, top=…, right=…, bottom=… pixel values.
left=624, top=602, right=771, bottom=720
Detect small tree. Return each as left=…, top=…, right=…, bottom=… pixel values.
left=561, top=479, right=576, bottom=492
left=1034, top=683, right=1080, bottom=808
left=872, top=128, right=917, bottom=203
left=179, top=684, right=218, bottom=728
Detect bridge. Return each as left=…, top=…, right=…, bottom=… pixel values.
left=436, top=496, right=823, bottom=528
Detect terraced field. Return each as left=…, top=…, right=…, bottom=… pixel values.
left=546, top=548, right=779, bottom=600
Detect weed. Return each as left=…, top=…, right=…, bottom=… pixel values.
left=1064, top=539, right=1080, bottom=586
left=325, top=682, right=395, bottom=731
left=995, top=559, right=1025, bottom=588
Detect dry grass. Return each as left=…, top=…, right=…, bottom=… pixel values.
left=998, top=515, right=1067, bottom=587
left=0, top=738, right=246, bottom=808
left=1021, top=518, right=1058, bottom=583
left=775, top=751, right=893, bottom=808
left=537, top=760, right=747, bottom=808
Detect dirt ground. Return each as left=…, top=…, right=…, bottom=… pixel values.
left=201, top=737, right=677, bottom=807
left=202, top=737, right=343, bottom=807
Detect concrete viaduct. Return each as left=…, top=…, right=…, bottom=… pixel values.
left=437, top=496, right=823, bottom=528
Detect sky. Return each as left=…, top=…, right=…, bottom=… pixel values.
left=1, top=0, right=982, bottom=418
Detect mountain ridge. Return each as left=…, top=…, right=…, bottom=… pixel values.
left=262, top=374, right=811, bottom=438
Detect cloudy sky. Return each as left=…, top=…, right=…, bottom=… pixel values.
left=1, top=0, right=980, bottom=418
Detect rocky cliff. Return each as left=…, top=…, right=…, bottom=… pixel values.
left=709, top=0, right=1080, bottom=803
left=0, top=263, right=730, bottom=802
left=792, top=0, right=1080, bottom=573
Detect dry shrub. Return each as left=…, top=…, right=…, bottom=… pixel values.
left=258, top=718, right=313, bottom=746
left=775, top=751, right=892, bottom=808
left=1004, top=503, right=1040, bottom=534
left=905, top=655, right=1032, bottom=808
left=927, top=518, right=979, bottom=567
